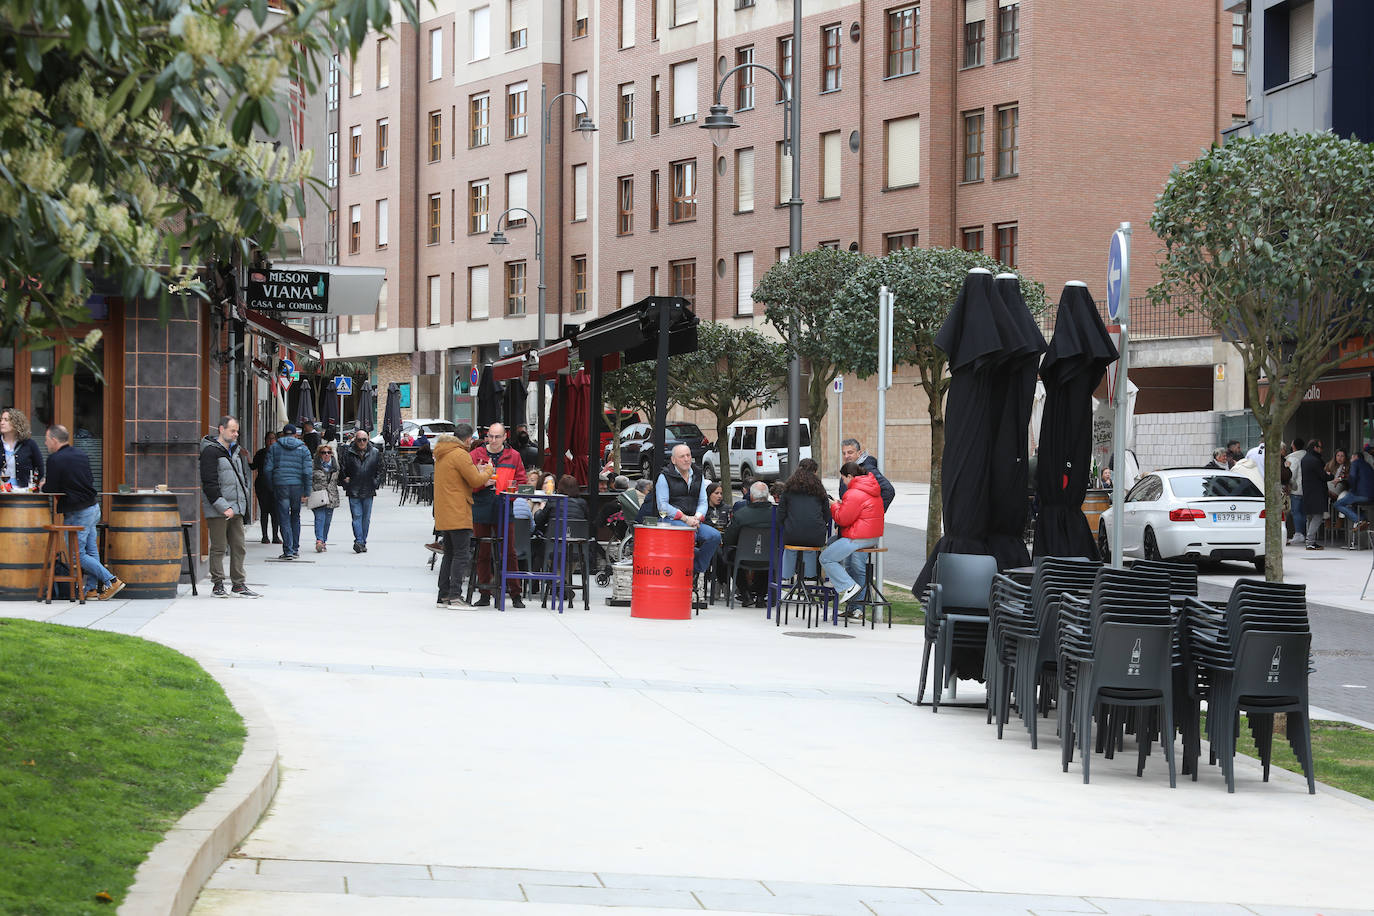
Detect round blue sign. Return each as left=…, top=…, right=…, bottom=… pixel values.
left=470, top=367, right=479, bottom=386
left=1107, top=232, right=1127, bottom=321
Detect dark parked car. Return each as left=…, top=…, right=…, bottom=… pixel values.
left=605, top=422, right=709, bottom=477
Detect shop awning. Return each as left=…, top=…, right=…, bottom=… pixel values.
left=1258, top=372, right=1371, bottom=404
left=245, top=309, right=321, bottom=358
left=574, top=296, right=697, bottom=364
left=491, top=353, right=528, bottom=382
left=537, top=340, right=571, bottom=378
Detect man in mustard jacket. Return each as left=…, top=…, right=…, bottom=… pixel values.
left=433, top=426, right=493, bottom=608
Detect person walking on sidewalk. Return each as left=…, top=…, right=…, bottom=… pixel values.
left=249, top=431, right=280, bottom=544
left=341, top=427, right=383, bottom=553
left=821, top=461, right=884, bottom=613
left=433, top=426, right=493, bottom=608
left=41, top=424, right=123, bottom=599
left=200, top=415, right=259, bottom=597
left=265, top=423, right=312, bottom=559
left=310, top=444, right=341, bottom=552
left=1299, top=440, right=1330, bottom=550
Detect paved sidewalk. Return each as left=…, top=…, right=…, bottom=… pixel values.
left=7, top=495, right=1374, bottom=915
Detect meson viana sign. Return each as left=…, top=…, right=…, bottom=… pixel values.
left=248, top=268, right=330, bottom=314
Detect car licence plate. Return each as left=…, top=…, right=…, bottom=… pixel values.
left=1213, top=512, right=1250, bottom=523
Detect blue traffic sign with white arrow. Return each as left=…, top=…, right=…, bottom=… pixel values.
left=1107, top=230, right=1129, bottom=321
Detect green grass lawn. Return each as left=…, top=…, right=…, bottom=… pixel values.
left=0, top=619, right=244, bottom=915
left=882, top=586, right=925, bottom=626
left=1216, top=714, right=1374, bottom=800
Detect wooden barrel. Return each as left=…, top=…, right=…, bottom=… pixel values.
left=0, top=494, right=54, bottom=600
left=1082, top=488, right=1112, bottom=537
left=105, top=493, right=183, bottom=599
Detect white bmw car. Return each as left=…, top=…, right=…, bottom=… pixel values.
left=1097, top=468, right=1268, bottom=572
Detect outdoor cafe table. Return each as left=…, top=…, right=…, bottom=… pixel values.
left=0, top=491, right=59, bottom=601
left=496, top=491, right=567, bottom=612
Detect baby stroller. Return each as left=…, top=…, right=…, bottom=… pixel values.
left=593, top=489, right=643, bottom=586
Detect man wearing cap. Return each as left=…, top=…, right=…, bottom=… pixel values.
left=265, top=423, right=313, bottom=559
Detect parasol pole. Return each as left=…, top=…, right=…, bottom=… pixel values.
left=1111, top=223, right=1131, bottom=569
left=876, top=285, right=894, bottom=602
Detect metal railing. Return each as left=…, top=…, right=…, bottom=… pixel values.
left=1035, top=293, right=1217, bottom=340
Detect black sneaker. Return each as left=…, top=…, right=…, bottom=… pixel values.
left=232, top=585, right=261, bottom=598
left=360, top=543, right=368, bottom=552
left=278, top=552, right=294, bottom=560
left=509, top=595, right=525, bottom=608
left=260, top=537, right=270, bottom=544
left=353, top=542, right=364, bottom=553
left=474, top=593, right=491, bottom=607
left=212, top=582, right=229, bottom=598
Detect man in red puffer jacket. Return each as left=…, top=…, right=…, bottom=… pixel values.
left=821, top=461, right=885, bottom=617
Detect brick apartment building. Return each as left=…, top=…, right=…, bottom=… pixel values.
left=321, top=0, right=1245, bottom=479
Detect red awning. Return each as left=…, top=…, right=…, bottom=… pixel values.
left=492, top=353, right=527, bottom=382
left=537, top=340, right=571, bottom=378
left=244, top=309, right=321, bottom=358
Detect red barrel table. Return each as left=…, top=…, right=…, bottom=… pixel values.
left=630, top=524, right=694, bottom=620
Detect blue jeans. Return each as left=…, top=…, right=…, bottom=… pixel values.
left=1290, top=499, right=1306, bottom=539
left=312, top=506, right=334, bottom=544
left=1335, top=492, right=1373, bottom=523
left=350, top=496, right=374, bottom=545
left=276, top=488, right=303, bottom=555
left=670, top=519, right=721, bottom=574
left=781, top=547, right=819, bottom=581
left=820, top=536, right=879, bottom=595
left=64, top=504, right=114, bottom=589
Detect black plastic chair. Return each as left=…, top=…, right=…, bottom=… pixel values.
left=727, top=527, right=773, bottom=610
left=917, top=553, right=998, bottom=711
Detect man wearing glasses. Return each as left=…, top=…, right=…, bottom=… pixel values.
left=470, top=423, right=526, bottom=607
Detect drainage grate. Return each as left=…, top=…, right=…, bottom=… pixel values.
left=782, top=631, right=856, bottom=639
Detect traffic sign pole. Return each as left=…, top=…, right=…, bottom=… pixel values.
left=1109, top=223, right=1131, bottom=569
left=834, top=375, right=844, bottom=470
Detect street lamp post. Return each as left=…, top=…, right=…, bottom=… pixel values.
left=539, top=85, right=597, bottom=349
left=702, top=3, right=803, bottom=472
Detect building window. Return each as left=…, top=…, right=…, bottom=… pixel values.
left=885, top=115, right=920, bottom=189
left=962, top=227, right=983, bottom=252
left=617, top=176, right=634, bottom=235
left=995, top=222, right=1017, bottom=267
left=650, top=168, right=661, bottom=230
left=995, top=104, right=1018, bottom=177
left=507, top=81, right=528, bottom=138
left=1288, top=2, right=1314, bottom=82
left=996, top=1, right=1019, bottom=61
left=650, top=75, right=661, bottom=135
left=820, top=24, right=841, bottom=92
left=735, top=147, right=754, bottom=213
left=650, top=265, right=660, bottom=294
left=617, top=270, right=634, bottom=308
left=327, top=131, right=338, bottom=187
left=471, top=6, right=490, bottom=60
left=376, top=36, right=389, bottom=88
left=327, top=55, right=339, bottom=110
left=778, top=36, right=793, bottom=100
left=505, top=261, right=527, bottom=315
left=670, top=60, right=697, bottom=124
left=327, top=209, right=338, bottom=264
left=376, top=279, right=387, bottom=329
left=470, top=93, right=490, bottom=147
left=1232, top=13, right=1247, bottom=74
left=375, top=119, right=389, bottom=169
left=964, top=0, right=984, bottom=67
left=375, top=199, right=389, bottom=248
left=735, top=252, right=755, bottom=316
left=508, top=0, right=528, bottom=49
left=572, top=256, right=588, bottom=312
left=885, top=230, right=918, bottom=253
left=428, top=111, right=442, bottom=162
left=349, top=124, right=361, bottom=174
left=350, top=57, right=362, bottom=96
left=469, top=180, right=490, bottom=234
left=670, top=159, right=696, bottom=222
left=670, top=258, right=695, bottom=305
left=618, top=83, right=635, bottom=141
left=736, top=0, right=755, bottom=7
left=505, top=171, right=527, bottom=226
left=573, top=71, right=589, bottom=118
left=572, top=163, right=588, bottom=222
left=427, top=194, right=441, bottom=245
left=962, top=110, right=983, bottom=182
left=673, top=0, right=698, bottom=27
left=777, top=140, right=793, bottom=205
left=574, top=0, right=589, bottom=37
left=736, top=46, right=755, bottom=110
left=820, top=131, right=841, bottom=200
left=349, top=204, right=360, bottom=254
left=469, top=265, right=490, bottom=319
left=429, top=27, right=443, bottom=80
left=819, top=240, right=840, bottom=250
left=428, top=275, right=441, bottom=325
left=886, top=5, right=919, bottom=78
left=619, top=0, right=635, bottom=48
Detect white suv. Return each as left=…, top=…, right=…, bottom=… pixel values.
left=704, top=418, right=812, bottom=484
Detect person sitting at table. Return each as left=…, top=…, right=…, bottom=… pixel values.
left=722, top=481, right=774, bottom=607
left=535, top=474, right=589, bottom=532
left=821, top=461, right=885, bottom=613
left=704, top=482, right=731, bottom=531
left=778, top=457, right=829, bottom=585
left=654, top=443, right=722, bottom=603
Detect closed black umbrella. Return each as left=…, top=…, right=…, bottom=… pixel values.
left=322, top=378, right=340, bottom=427
left=502, top=377, right=527, bottom=433
left=296, top=377, right=317, bottom=426
left=382, top=382, right=402, bottom=446
left=1032, top=282, right=1118, bottom=559
left=916, top=268, right=1043, bottom=593
left=476, top=365, right=501, bottom=432
left=358, top=379, right=375, bottom=432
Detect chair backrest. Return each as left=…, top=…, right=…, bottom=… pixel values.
left=734, top=526, right=772, bottom=571
left=418, top=464, right=435, bottom=479
left=1092, top=622, right=1173, bottom=691
left=511, top=517, right=533, bottom=561
left=1232, top=630, right=1311, bottom=698
left=567, top=517, right=590, bottom=541
left=933, top=552, right=999, bottom=611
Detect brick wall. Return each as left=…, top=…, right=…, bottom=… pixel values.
left=1134, top=410, right=1221, bottom=475
left=375, top=352, right=415, bottom=421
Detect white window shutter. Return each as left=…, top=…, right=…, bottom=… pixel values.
left=671, top=60, right=697, bottom=123
left=508, top=171, right=527, bottom=211
left=998, top=0, right=1016, bottom=7
left=573, top=72, right=589, bottom=117
left=430, top=28, right=442, bottom=79
left=509, top=0, right=528, bottom=33
left=965, top=0, right=986, bottom=24
left=472, top=7, right=490, bottom=59
left=736, top=253, right=754, bottom=315
left=675, top=0, right=698, bottom=26
left=778, top=144, right=793, bottom=205
left=619, top=271, right=634, bottom=307
left=886, top=116, right=920, bottom=188
left=376, top=199, right=389, bottom=246
left=736, top=147, right=754, bottom=212
left=1288, top=2, right=1314, bottom=81
left=823, top=132, right=841, bottom=198
left=428, top=275, right=441, bottom=324
left=620, top=0, right=635, bottom=47
left=573, top=164, right=588, bottom=220
left=470, top=266, right=489, bottom=319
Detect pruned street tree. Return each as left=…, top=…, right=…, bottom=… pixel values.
left=831, top=247, right=1046, bottom=551
left=601, top=360, right=663, bottom=474
left=667, top=321, right=788, bottom=496
left=751, top=247, right=870, bottom=464
left=0, top=0, right=418, bottom=372
left=1151, top=131, right=1374, bottom=582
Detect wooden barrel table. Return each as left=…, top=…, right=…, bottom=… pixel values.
left=105, top=492, right=183, bottom=599
left=1081, top=488, right=1112, bottom=538
left=0, top=493, right=55, bottom=600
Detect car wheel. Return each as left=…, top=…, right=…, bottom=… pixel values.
left=1098, top=524, right=1111, bottom=563
left=703, top=461, right=716, bottom=482
left=1253, top=556, right=1266, bottom=574
left=639, top=456, right=652, bottom=479
left=1144, top=527, right=1163, bottom=561
left=739, top=464, right=754, bottom=487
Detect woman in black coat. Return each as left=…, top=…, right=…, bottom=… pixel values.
left=249, top=432, right=281, bottom=544
left=535, top=474, right=589, bottom=533
left=1299, top=439, right=1331, bottom=548
left=777, top=458, right=830, bottom=580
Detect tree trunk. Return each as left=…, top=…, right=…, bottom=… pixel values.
left=807, top=371, right=829, bottom=474
left=1263, top=419, right=1284, bottom=582
left=717, top=416, right=733, bottom=498
left=926, top=389, right=945, bottom=555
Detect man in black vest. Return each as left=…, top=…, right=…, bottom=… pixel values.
left=654, top=443, right=721, bottom=599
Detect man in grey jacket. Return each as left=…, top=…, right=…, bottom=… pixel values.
left=200, top=415, right=259, bottom=598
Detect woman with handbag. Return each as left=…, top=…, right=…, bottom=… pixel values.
left=310, top=444, right=342, bottom=552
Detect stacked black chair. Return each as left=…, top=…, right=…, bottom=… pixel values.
left=727, top=527, right=773, bottom=611
left=1180, top=579, right=1314, bottom=793
left=917, top=553, right=999, bottom=711
left=1057, top=567, right=1178, bottom=786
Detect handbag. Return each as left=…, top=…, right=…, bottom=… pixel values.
left=308, top=489, right=330, bottom=509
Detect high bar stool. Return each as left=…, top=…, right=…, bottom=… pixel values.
left=41, top=524, right=87, bottom=604
left=845, top=547, right=891, bottom=629
left=777, top=545, right=829, bottom=628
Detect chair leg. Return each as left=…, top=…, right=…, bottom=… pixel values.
left=917, top=638, right=933, bottom=707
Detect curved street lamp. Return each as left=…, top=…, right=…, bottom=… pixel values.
left=539, top=87, right=597, bottom=349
